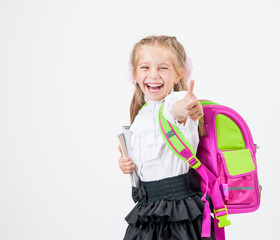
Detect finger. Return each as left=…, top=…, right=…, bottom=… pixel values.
left=186, top=108, right=199, bottom=117
left=119, top=158, right=133, bottom=167
left=184, top=91, right=197, bottom=105
left=185, top=96, right=198, bottom=110
left=126, top=164, right=135, bottom=171
left=119, top=157, right=130, bottom=165
left=122, top=164, right=135, bottom=174
left=190, top=112, right=203, bottom=121
left=187, top=79, right=195, bottom=95
left=118, top=145, right=124, bottom=156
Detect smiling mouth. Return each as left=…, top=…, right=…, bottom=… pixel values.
left=145, top=83, right=164, bottom=91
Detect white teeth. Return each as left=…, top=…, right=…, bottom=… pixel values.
left=147, top=84, right=163, bottom=87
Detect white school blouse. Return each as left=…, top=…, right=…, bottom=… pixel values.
left=130, top=91, right=199, bottom=182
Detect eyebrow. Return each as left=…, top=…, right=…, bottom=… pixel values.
left=138, top=62, right=171, bottom=66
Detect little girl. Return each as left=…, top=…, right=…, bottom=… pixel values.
left=118, top=35, right=215, bottom=240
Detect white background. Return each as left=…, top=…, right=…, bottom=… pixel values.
left=0, top=0, right=279, bottom=239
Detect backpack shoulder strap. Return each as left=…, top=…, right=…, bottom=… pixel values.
left=158, top=102, right=201, bottom=169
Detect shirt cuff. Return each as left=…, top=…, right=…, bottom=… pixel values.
left=163, top=90, right=187, bottom=127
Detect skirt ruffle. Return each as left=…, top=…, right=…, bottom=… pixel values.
left=125, top=193, right=204, bottom=225
left=124, top=193, right=216, bottom=240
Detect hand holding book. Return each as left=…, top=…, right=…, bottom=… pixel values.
left=118, top=145, right=135, bottom=174
left=118, top=126, right=140, bottom=187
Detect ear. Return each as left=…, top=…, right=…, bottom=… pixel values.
left=132, top=72, right=138, bottom=84
left=174, top=71, right=183, bottom=84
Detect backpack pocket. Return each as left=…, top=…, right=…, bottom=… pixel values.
left=219, top=149, right=256, bottom=205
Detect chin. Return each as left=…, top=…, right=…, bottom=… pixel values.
left=146, top=95, right=163, bottom=101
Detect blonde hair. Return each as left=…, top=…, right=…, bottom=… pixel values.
left=129, top=35, right=205, bottom=136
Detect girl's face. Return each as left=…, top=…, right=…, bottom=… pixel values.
left=135, top=46, right=181, bottom=101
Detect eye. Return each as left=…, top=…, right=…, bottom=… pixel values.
left=140, top=66, right=149, bottom=70
left=159, top=66, right=168, bottom=70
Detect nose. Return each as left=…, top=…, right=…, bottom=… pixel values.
left=149, top=67, right=159, bottom=79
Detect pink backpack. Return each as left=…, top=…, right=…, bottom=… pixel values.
left=158, top=100, right=261, bottom=239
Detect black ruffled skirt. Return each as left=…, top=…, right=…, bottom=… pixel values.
left=123, top=171, right=216, bottom=240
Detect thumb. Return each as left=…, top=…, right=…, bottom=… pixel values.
left=118, top=145, right=124, bottom=156
left=187, top=79, right=195, bottom=95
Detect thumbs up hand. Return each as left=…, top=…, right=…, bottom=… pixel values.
left=184, top=79, right=195, bottom=103
left=183, top=80, right=203, bottom=121
left=171, top=80, right=204, bottom=123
